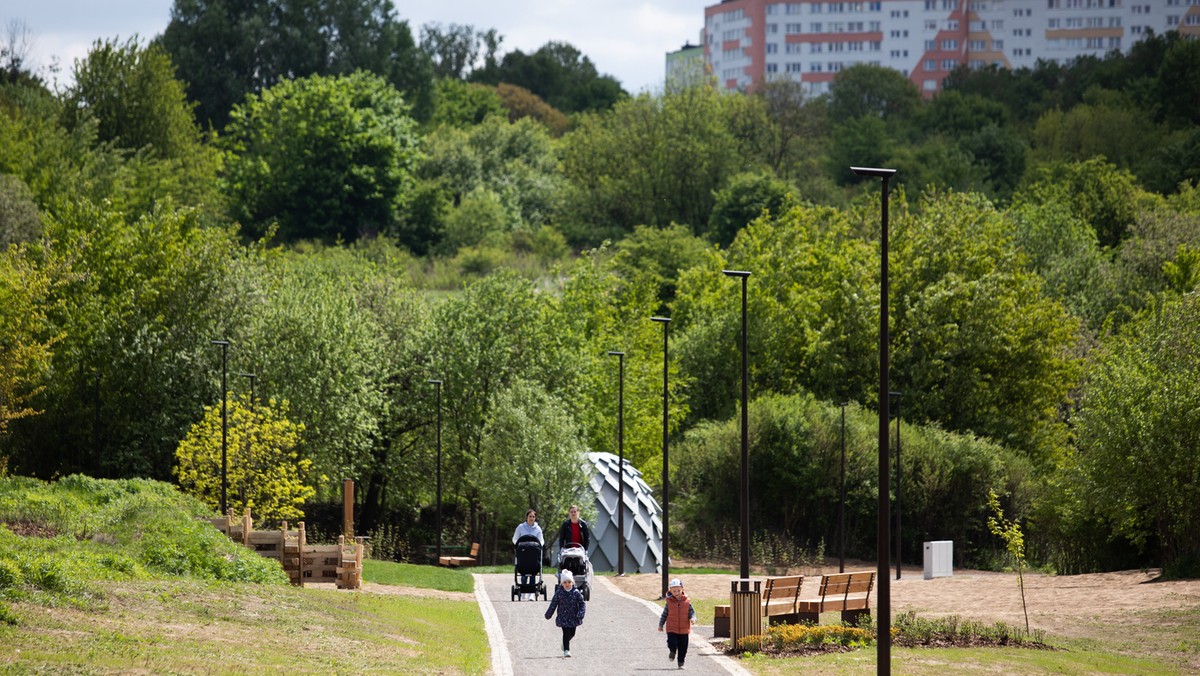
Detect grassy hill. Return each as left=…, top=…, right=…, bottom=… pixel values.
left=0, top=475, right=487, bottom=673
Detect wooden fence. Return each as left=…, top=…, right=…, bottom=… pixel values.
left=206, top=509, right=364, bottom=589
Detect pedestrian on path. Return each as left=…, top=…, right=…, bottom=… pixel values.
left=544, top=569, right=586, bottom=657
left=658, top=578, right=696, bottom=669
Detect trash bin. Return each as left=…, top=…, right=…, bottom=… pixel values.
left=923, top=540, right=953, bottom=579
left=729, top=579, right=762, bottom=650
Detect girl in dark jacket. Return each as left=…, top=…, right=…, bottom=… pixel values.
left=544, top=569, right=587, bottom=657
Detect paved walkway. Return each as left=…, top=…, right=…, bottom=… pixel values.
left=475, top=573, right=748, bottom=676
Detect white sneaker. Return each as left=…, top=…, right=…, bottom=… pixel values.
left=565, top=650, right=572, bottom=658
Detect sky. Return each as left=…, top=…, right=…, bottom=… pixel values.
left=9, top=0, right=708, bottom=95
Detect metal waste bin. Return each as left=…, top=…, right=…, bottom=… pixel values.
left=923, top=540, right=953, bottom=579
left=730, top=579, right=762, bottom=650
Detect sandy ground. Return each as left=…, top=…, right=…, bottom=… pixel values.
left=608, top=558, right=1200, bottom=643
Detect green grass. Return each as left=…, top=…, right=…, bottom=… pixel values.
left=0, top=578, right=487, bottom=673
left=362, top=558, right=475, bottom=592
left=740, top=644, right=1182, bottom=674
left=0, top=476, right=488, bottom=673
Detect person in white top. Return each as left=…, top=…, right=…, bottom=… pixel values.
left=512, top=509, right=544, bottom=586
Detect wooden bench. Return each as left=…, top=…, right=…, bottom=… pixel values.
left=794, top=571, right=875, bottom=625
left=713, top=575, right=804, bottom=637
left=438, top=542, right=480, bottom=567
left=762, top=575, right=805, bottom=624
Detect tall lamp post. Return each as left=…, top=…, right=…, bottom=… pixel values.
left=722, top=269, right=752, bottom=581
left=211, top=339, right=230, bottom=514
left=839, top=401, right=848, bottom=573
left=606, top=351, right=627, bottom=576
left=429, top=379, right=443, bottom=564
left=852, top=165, right=897, bottom=675
left=891, top=391, right=902, bottom=581
left=650, top=316, right=671, bottom=599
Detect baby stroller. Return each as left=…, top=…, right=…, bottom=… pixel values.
left=558, top=544, right=593, bottom=601
left=511, top=535, right=547, bottom=601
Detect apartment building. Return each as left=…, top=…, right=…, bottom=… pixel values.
left=703, top=0, right=1200, bottom=96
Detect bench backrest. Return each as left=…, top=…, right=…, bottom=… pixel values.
left=762, top=575, right=803, bottom=614
left=818, top=571, right=874, bottom=607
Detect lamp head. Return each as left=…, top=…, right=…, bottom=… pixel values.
left=850, top=166, right=897, bottom=178
left=721, top=269, right=751, bottom=278
left=239, top=372, right=255, bottom=379
left=650, top=316, right=671, bottom=324
left=210, top=339, right=229, bottom=346
left=606, top=351, right=625, bottom=357
left=428, top=379, right=442, bottom=385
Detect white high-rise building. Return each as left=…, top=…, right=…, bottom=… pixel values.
left=703, top=0, right=1199, bottom=96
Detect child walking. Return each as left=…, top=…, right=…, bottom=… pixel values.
left=544, top=569, right=586, bottom=657
left=658, top=578, right=696, bottom=669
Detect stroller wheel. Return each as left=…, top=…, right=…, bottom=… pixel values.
left=583, top=586, right=590, bottom=601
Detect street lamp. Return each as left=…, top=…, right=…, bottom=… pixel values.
left=210, top=339, right=230, bottom=514
left=650, top=316, right=671, bottom=599
left=722, top=269, right=752, bottom=581
left=606, top=351, right=626, bottom=576
left=839, top=401, right=848, bottom=574
left=429, top=379, right=443, bottom=564
left=891, top=391, right=902, bottom=581
left=852, top=164, right=897, bottom=675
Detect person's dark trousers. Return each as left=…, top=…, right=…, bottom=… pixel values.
left=562, top=627, right=577, bottom=651
left=666, top=632, right=689, bottom=666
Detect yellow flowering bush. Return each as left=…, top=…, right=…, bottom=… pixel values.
left=174, top=395, right=318, bottom=521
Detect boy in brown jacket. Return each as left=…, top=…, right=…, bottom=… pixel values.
left=657, top=578, right=696, bottom=669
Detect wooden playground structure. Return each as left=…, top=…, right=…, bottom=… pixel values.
left=205, top=480, right=366, bottom=589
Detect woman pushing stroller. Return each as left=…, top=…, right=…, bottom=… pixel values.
left=556, top=504, right=591, bottom=551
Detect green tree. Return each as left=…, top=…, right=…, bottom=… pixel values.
left=159, top=0, right=433, bottom=129
left=1015, top=158, right=1152, bottom=249
left=673, top=202, right=877, bottom=421
left=421, top=271, right=578, bottom=534
left=471, top=41, right=624, bottom=113
left=0, top=245, right=55, bottom=436
left=987, top=490, right=1030, bottom=631
left=559, top=86, right=760, bottom=245
left=707, top=171, right=796, bottom=247
left=827, top=63, right=922, bottom=123
left=469, top=380, right=590, bottom=532
left=221, top=71, right=421, bottom=243
left=1073, top=293, right=1200, bottom=574
left=891, top=190, right=1081, bottom=461
left=555, top=249, right=689, bottom=476
left=61, top=37, right=202, bottom=160
left=612, top=224, right=711, bottom=311
left=1152, top=35, right=1200, bottom=127
left=419, top=23, right=500, bottom=80
left=7, top=201, right=241, bottom=480
left=174, top=394, right=317, bottom=521
left=428, top=78, right=505, bottom=129
left=0, top=173, right=41, bottom=246
left=1029, top=101, right=1162, bottom=176
left=751, top=79, right=831, bottom=193
left=57, top=36, right=224, bottom=217
left=1007, top=200, right=1118, bottom=331
left=826, top=116, right=892, bottom=186
left=414, top=115, right=562, bottom=255
left=235, top=248, right=390, bottom=490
